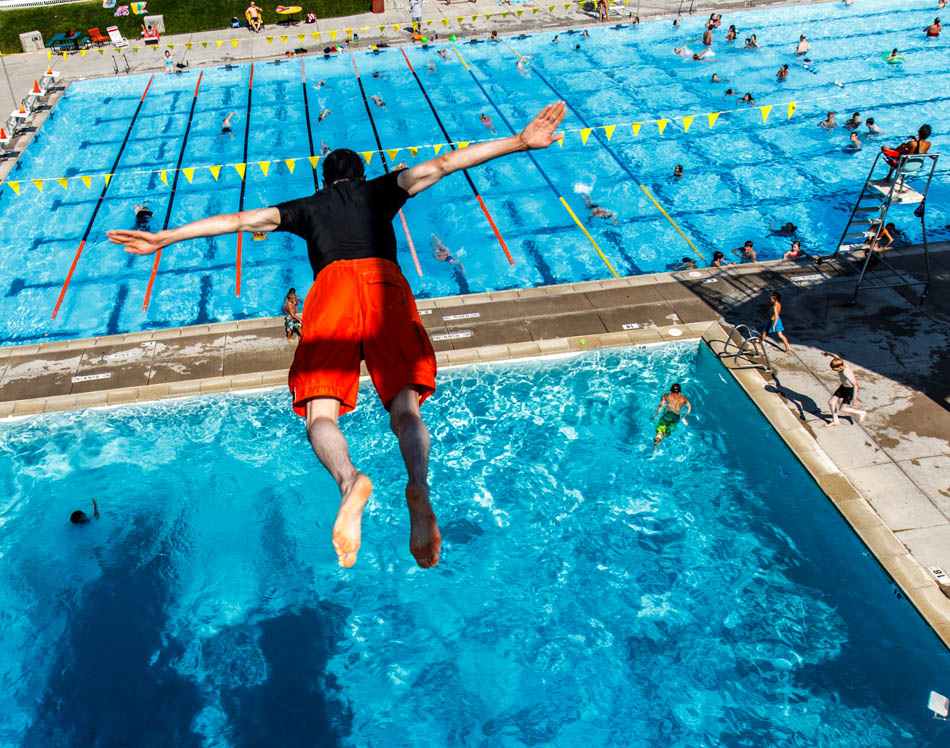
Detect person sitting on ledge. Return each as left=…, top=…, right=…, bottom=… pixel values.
left=246, top=2, right=264, bottom=32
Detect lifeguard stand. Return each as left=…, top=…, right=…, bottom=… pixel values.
left=819, top=150, right=938, bottom=304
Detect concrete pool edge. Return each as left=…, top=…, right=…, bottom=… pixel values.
left=702, top=321, right=950, bottom=651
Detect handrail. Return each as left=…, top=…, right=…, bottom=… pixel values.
left=717, top=324, right=772, bottom=372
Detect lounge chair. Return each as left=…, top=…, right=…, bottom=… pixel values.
left=88, top=28, right=110, bottom=47
left=107, top=25, right=129, bottom=48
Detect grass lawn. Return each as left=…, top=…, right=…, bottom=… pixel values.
left=0, top=0, right=371, bottom=54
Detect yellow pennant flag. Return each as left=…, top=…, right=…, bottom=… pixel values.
left=657, top=119, right=668, bottom=134
left=580, top=128, right=592, bottom=144
left=182, top=168, right=195, bottom=183
left=631, top=122, right=642, bottom=135
left=185, top=42, right=192, bottom=50
left=32, top=179, right=44, bottom=192
left=346, top=29, right=353, bottom=38
left=98, top=48, right=104, bottom=55
left=159, top=170, right=168, bottom=185
left=708, top=111, right=720, bottom=128
left=457, top=16, right=465, bottom=24
left=330, top=30, right=338, bottom=40
left=285, top=159, right=296, bottom=173
left=362, top=151, right=374, bottom=164
left=266, top=36, right=274, bottom=44
left=378, top=25, right=385, bottom=31
left=57, top=177, right=68, bottom=190
left=209, top=165, right=222, bottom=180
left=298, top=34, right=305, bottom=42
left=501, top=11, right=509, bottom=18
left=564, top=2, right=571, bottom=8
left=682, top=115, right=694, bottom=133
left=471, top=15, right=478, bottom=22
left=312, top=32, right=320, bottom=41
left=131, top=46, right=137, bottom=52
left=409, top=146, right=419, bottom=157
left=485, top=13, right=492, bottom=20
left=80, top=50, right=87, bottom=58
left=217, top=40, right=224, bottom=48
left=168, top=44, right=174, bottom=50
left=103, top=174, right=112, bottom=187
left=231, top=39, right=239, bottom=48
left=258, top=161, right=270, bottom=176
left=547, top=4, right=555, bottom=11
left=434, top=144, right=444, bottom=155
left=47, top=50, right=51, bottom=60
left=62, top=51, right=67, bottom=61
left=442, top=19, right=449, bottom=27
left=308, top=156, right=320, bottom=170
left=80, top=176, right=91, bottom=188
left=457, top=141, right=470, bottom=149
left=201, top=41, right=208, bottom=48
left=233, top=163, right=246, bottom=179
left=517, top=9, right=525, bottom=16
left=788, top=102, right=796, bottom=118
left=387, top=149, right=400, bottom=161
left=281, top=35, right=288, bottom=43
left=603, top=125, right=616, bottom=140
left=393, top=24, right=400, bottom=31
left=426, top=19, right=433, bottom=25
left=5, top=181, right=19, bottom=195
left=760, top=105, right=773, bottom=123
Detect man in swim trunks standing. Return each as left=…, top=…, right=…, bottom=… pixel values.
left=107, top=101, right=567, bottom=570
left=653, top=383, right=692, bottom=450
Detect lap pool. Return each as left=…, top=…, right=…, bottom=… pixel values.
left=0, top=0, right=948, bottom=344
left=0, top=342, right=947, bottom=746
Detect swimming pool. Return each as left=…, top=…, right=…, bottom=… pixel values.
left=0, top=342, right=947, bottom=746
left=0, top=0, right=948, bottom=344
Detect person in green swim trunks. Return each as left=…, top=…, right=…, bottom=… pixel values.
left=653, top=383, right=693, bottom=450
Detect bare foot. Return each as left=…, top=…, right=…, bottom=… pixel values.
left=407, top=482, right=441, bottom=568
left=332, top=473, right=372, bottom=568
left=829, top=419, right=840, bottom=427
left=857, top=412, right=867, bottom=424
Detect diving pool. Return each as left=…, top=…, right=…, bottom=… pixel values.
left=0, top=342, right=947, bottom=746
left=0, top=0, right=947, bottom=344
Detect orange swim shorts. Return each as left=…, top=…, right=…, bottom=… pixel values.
left=288, top=257, right=437, bottom=417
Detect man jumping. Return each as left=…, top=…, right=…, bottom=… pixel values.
left=107, top=101, right=567, bottom=570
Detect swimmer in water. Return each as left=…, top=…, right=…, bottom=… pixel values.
left=732, top=240, right=757, bottom=263
left=70, top=499, right=99, bottom=524
left=372, top=71, right=384, bottom=79
left=438, top=49, right=449, bottom=59
left=133, top=204, right=153, bottom=230
left=583, top=29, right=590, bottom=38
left=726, top=24, right=737, bottom=41
left=427, top=59, right=437, bottom=73
left=318, top=108, right=331, bottom=124
left=783, top=240, right=805, bottom=261
left=737, top=92, right=755, bottom=105
left=818, top=111, right=837, bottom=129
left=711, top=73, right=723, bottom=82
left=479, top=113, right=496, bottom=134
left=710, top=250, right=729, bottom=267
left=673, top=164, right=683, bottom=179
left=796, top=34, right=809, bottom=55
left=885, top=48, right=902, bottom=62
left=552, top=34, right=560, bottom=43
left=723, top=88, right=740, bottom=97
left=653, top=383, right=692, bottom=450
left=769, top=221, right=798, bottom=236
left=776, top=63, right=789, bottom=79
left=866, top=117, right=881, bottom=135
left=517, top=55, right=533, bottom=75
left=371, top=94, right=386, bottom=108
left=844, top=111, right=861, bottom=129
left=582, top=194, right=618, bottom=225
left=431, top=234, right=466, bottom=274
left=315, top=79, right=328, bottom=89
left=846, top=131, right=862, bottom=150
left=220, top=111, right=237, bottom=137
left=673, top=46, right=694, bottom=57
left=320, top=140, right=332, bottom=156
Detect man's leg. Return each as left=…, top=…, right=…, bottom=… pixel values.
left=389, top=386, right=441, bottom=568
left=305, top=397, right=373, bottom=568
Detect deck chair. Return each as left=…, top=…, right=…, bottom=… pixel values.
left=88, top=27, right=110, bottom=47
left=107, top=25, right=129, bottom=48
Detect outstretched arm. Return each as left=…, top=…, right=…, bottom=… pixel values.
left=107, top=206, right=281, bottom=256
left=92, top=498, right=99, bottom=520
left=397, top=101, right=566, bottom=197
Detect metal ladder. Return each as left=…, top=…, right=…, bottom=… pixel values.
left=717, top=324, right=772, bottom=372
left=818, top=149, right=938, bottom=304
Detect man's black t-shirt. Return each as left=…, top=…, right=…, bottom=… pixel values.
left=274, top=170, right=410, bottom=278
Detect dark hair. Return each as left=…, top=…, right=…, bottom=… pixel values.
left=866, top=117, right=875, bottom=124
left=744, top=240, right=753, bottom=246
left=713, top=251, right=724, bottom=259
left=70, top=510, right=87, bottom=524
left=919, top=124, right=932, bottom=139
left=892, top=48, right=898, bottom=54
left=771, top=291, right=782, bottom=300
left=287, top=287, right=296, bottom=295
left=670, top=383, right=681, bottom=393
left=852, top=112, right=860, bottom=118
left=322, top=149, right=365, bottom=185
left=682, top=257, right=692, bottom=263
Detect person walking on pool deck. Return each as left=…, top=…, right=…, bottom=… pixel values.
left=653, top=383, right=692, bottom=450
left=822, top=352, right=868, bottom=425
left=106, top=101, right=568, bottom=570
left=757, top=291, right=790, bottom=354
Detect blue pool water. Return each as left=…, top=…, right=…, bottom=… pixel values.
left=0, top=343, right=948, bottom=746
left=0, top=0, right=949, bottom=344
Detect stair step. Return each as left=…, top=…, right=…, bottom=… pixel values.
left=855, top=206, right=885, bottom=213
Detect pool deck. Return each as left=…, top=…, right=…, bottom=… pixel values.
left=1, top=241, right=949, bottom=647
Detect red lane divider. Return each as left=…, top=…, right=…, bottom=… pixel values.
left=51, top=75, right=154, bottom=320
left=143, top=71, right=204, bottom=312
left=236, top=63, right=254, bottom=297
